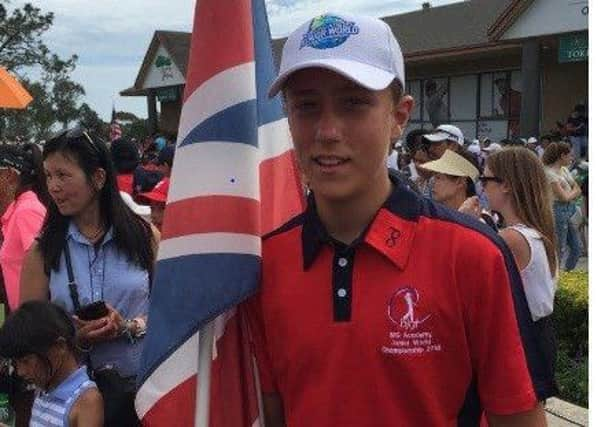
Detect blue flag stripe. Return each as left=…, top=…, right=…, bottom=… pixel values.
left=179, top=100, right=259, bottom=148
left=253, top=0, right=287, bottom=127
left=139, top=253, right=260, bottom=384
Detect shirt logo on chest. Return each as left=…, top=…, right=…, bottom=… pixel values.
left=387, top=287, right=431, bottom=330
left=381, top=286, right=442, bottom=356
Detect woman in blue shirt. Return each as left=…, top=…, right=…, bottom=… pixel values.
left=20, top=128, right=160, bottom=426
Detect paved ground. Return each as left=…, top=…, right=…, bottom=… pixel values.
left=546, top=398, right=588, bottom=426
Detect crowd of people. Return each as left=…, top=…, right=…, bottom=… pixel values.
left=0, top=131, right=173, bottom=426
left=391, top=117, right=588, bottom=272
left=0, top=10, right=589, bottom=427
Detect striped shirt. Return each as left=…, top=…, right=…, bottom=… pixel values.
left=30, top=367, right=96, bottom=427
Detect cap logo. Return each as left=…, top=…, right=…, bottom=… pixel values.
left=300, top=15, right=359, bottom=50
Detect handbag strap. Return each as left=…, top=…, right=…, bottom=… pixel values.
left=64, top=242, right=81, bottom=312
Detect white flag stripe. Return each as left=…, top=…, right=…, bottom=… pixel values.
left=177, top=63, right=256, bottom=145
left=135, top=332, right=200, bottom=419
left=157, top=233, right=261, bottom=262
left=169, top=142, right=260, bottom=203
left=259, top=118, right=294, bottom=160
left=212, top=309, right=236, bottom=360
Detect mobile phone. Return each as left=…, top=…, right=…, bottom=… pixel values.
left=75, top=301, right=109, bottom=321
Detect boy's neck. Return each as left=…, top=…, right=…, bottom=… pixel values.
left=315, top=173, right=393, bottom=245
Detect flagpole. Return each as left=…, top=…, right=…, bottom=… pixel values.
left=195, top=320, right=214, bottom=427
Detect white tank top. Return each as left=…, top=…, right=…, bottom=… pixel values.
left=507, top=224, right=557, bottom=321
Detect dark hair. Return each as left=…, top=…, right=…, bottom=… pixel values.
left=542, top=142, right=571, bottom=165
left=157, top=145, right=175, bottom=168
left=0, top=301, right=76, bottom=360
left=110, top=138, right=140, bottom=174
left=0, top=143, right=49, bottom=206
left=405, top=128, right=431, bottom=152
left=456, top=146, right=481, bottom=198
left=38, top=130, right=155, bottom=276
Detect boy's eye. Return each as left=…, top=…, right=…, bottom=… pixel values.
left=293, top=100, right=318, bottom=111
left=345, top=97, right=370, bottom=106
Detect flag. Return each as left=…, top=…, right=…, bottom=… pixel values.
left=135, top=0, right=305, bottom=425
left=110, top=105, right=122, bottom=142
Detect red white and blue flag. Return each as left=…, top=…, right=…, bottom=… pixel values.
left=135, top=0, right=304, bottom=425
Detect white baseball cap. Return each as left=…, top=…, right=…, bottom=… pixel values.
left=268, top=13, right=405, bottom=98
left=467, top=143, right=481, bottom=155
left=423, top=124, right=465, bottom=146
left=527, top=137, right=538, bottom=144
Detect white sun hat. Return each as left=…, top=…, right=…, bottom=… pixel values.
left=419, top=149, right=479, bottom=182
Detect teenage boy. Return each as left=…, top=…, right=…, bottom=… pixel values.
left=246, top=12, right=555, bottom=427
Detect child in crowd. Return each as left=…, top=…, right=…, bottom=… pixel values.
left=0, top=301, right=103, bottom=426
left=138, top=178, right=170, bottom=232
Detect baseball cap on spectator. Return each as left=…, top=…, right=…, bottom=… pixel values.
left=110, top=138, right=139, bottom=173
left=483, top=142, right=503, bottom=153
left=268, top=13, right=405, bottom=97
left=423, top=125, right=465, bottom=146
left=139, top=178, right=170, bottom=204
left=157, top=145, right=175, bottom=168
left=527, top=137, right=538, bottom=144
left=467, top=143, right=481, bottom=155
left=419, top=149, right=479, bottom=182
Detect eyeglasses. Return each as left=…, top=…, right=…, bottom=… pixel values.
left=479, top=175, right=503, bottom=185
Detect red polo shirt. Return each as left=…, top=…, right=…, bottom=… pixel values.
left=246, top=173, right=556, bottom=426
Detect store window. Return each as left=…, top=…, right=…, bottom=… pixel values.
left=407, top=69, right=520, bottom=141
left=450, top=75, right=477, bottom=121
left=407, top=80, right=422, bottom=121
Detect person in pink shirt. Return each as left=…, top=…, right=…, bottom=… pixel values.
left=0, top=144, right=48, bottom=311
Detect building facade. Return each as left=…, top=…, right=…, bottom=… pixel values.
left=122, top=0, right=588, bottom=142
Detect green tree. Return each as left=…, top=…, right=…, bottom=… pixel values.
left=0, top=2, right=53, bottom=72
left=79, top=103, right=108, bottom=137
left=0, top=2, right=96, bottom=140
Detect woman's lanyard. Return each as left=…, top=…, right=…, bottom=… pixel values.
left=86, top=244, right=106, bottom=302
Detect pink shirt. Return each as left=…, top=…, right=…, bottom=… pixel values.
left=0, top=191, right=46, bottom=310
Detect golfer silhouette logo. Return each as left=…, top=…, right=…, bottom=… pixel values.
left=388, top=287, right=431, bottom=330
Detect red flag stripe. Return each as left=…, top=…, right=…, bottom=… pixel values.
left=141, top=376, right=197, bottom=427
left=260, top=149, right=306, bottom=234
left=161, top=195, right=261, bottom=240
left=184, top=0, right=254, bottom=102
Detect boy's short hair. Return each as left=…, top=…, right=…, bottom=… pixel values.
left=269, top=13, right=405, bottom=98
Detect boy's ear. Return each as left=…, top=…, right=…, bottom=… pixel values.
left=393, top=95, right=414, bottom=135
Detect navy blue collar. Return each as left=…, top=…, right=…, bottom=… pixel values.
left=301, top=171, right=421, bottom=270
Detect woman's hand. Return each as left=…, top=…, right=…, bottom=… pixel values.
left=73, top=304, right=124, bottom=345
left=459, top=196, right=481, bottom=218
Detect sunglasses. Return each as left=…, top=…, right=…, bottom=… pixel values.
left=479, top=175, right=503, bottom=185
left=47, top=127, right=100, bottom=154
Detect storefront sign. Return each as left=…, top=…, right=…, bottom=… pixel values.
left=559, top=33, right=588, bottom=63
left=156, top=87, right=179, bottom=102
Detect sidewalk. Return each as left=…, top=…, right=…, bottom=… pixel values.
left=546, top=398, right=588, bottom=426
